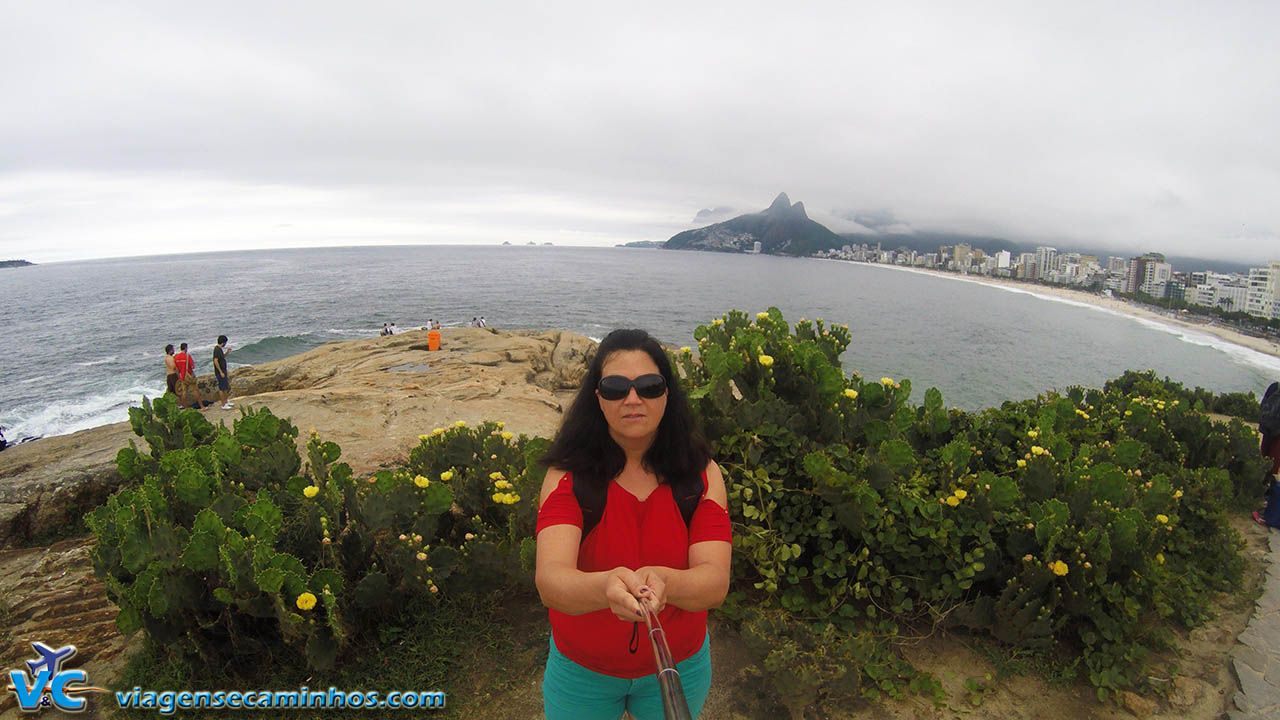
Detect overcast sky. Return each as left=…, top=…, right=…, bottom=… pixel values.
left=2, top=1, right=1278, bottom=264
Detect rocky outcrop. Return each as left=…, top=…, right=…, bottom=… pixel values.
left=0, top=538, right=140, bottom=718
left=0, top=328, right=595, bottom=547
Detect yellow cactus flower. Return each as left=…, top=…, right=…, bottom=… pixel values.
left=1124, top=410, right=1132, bottom=417
left=880, top=377, right=894, bottom=386
left=414, top=475, right=430, bottom=488
left=418, top=434, right=430, bottom=441
left=712, top=318, right=723, bottom=326
left=844, top=388, right=858, bottom=400
left=1076, top=409, right=1090, bottom=420
left=429, top=585, right=439, bottom=594
left=496, top=421, right=505, bottom=429
left=303, top=485, right=319, bottom=498
left=489, top=471, right=504, bottom=481
left=416, top=552, right=427, bottom=561
left=440, top=470, right=454, bottom=481
left=680, top=346, right=691, bottom=354
left=1017, top=459, right=1027, bottom=468
left=1027, top=430, right=1038, bottom=439
left=1023, top=554, right=1034, bottom=562
left=1156, top=553, right=1165, bottom=565
left=945, top=496, right=960, bottom=507
left=1031, top=446, right=1045, bottom=456
left=455, top=420, right=466, bottom=427
left=465, top=533, right=475, bottom=540
left=1155, top=514, right=1168, bottom=524
left=499, top=431, right=513, bottom=441
left=432, top=427, right=444, bottom=435
left=1173, top=490, right=1183, bottom=499
left=296, top=592, right=317, bottom=611
left=759, top=354, right=774, bottom=367
left=954, top=489, right=968, bottom=500
left=1051, top=561, right=1069, bottom=576
left=492, top=492, right=503, bottom=503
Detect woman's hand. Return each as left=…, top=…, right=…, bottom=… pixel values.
left=604, top=567, right=647, bottom=622
left=634, top=566, right=668, bottom=615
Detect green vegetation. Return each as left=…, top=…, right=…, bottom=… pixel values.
left=687, top=311, right=1264, bottom=712
left=93, top=312, right=1268, bottom=716
left=89, top=395, right=541, bottom=675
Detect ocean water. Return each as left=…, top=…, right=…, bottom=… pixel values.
left=3, top=245, right=1277, bottom=443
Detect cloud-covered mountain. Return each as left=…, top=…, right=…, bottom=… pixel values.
left=666, top=193, right=843, bottom=256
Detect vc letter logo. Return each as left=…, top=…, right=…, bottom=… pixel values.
left=6, top=642, right=104, bottom=713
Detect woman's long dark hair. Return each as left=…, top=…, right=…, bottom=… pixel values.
left=541, top=329, right=710, bottom=494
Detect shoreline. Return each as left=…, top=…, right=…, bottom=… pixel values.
left=850, top=260, right=1280, bottom=369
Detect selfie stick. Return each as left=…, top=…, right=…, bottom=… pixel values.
left=641, top=597, right=693, bottom=720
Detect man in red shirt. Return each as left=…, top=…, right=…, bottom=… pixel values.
left=173, top=343, right=198, bottom=409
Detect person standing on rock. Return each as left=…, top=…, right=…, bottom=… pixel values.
left=213, top=335, right=233, bottom=410
left=163, top=344, right=178, bottom=396
left=174, top=343, right=198, bottom=409
left=535, top=329, right=730, bottom=719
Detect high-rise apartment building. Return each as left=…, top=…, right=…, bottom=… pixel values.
left=1246, top=261, right=1280, bottom=319
left=1124, top=253, right=1167, bottom=295
left=1034, top=247, right=1057, bottom=281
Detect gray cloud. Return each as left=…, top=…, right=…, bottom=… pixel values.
left=2, top=1, right=1278, bottom=263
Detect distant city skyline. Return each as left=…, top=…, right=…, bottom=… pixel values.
left=3, top=2, right=1279, bottom=265
left=818, top=238, right=1280, bottom=322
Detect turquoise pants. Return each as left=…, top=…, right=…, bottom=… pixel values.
left=542, top=633, right=712, bottom=720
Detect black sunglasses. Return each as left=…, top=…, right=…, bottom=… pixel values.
left=597, top=373, right=667, bottom=401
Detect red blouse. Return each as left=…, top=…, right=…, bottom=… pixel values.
left=536, top=471, right=732, bottom=678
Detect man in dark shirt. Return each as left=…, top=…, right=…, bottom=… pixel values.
left=213, top=335, right=233, bottom=410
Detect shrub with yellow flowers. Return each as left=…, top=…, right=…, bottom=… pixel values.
left=678, top=309, right=1263, bottom=711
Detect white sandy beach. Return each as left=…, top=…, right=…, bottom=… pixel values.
left=853, top=261, right=1280, bottom=368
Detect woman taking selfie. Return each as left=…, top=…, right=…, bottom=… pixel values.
left=535, top=329, right=731, bottom=719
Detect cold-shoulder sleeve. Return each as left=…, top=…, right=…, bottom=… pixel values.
left=536, top=473, right=583, bottom=534
left=688, top=477, right=731, bottom=545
